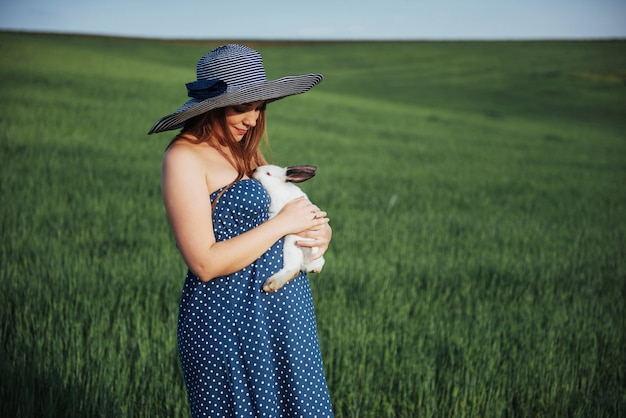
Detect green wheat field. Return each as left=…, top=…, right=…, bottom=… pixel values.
left=1, top=32, right=625, bottom=417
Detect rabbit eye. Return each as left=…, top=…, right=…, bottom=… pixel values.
left=265, top=172, right=271, bottom=176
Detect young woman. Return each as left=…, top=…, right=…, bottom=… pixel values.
left=149, top=44, right=334, bottom=417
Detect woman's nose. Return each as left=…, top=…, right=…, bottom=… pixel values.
left=243, top=110, right=259, bottom=127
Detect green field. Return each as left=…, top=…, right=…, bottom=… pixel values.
left=1, top=32, right=625, bottom=417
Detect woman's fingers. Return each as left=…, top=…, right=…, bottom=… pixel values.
left=296, top=222, right=332, bottom=260
left=278, top=197, right=328, bottom=234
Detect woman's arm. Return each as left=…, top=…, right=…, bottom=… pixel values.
left=161, top=145, right=329, bottom=282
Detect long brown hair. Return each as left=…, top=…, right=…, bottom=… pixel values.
left=169, top=106, right=271, bottom=207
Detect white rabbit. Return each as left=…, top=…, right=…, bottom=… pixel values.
left=253, top=164, right=326, bottom=292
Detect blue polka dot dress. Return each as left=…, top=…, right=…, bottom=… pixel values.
left=177, top=179, right=334, bottom=417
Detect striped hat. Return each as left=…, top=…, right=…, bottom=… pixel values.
left=148, top=44, right=323, bottom=134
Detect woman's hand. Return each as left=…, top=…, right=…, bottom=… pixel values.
left=275, top=197, right=329, bottom=237
left=295, top=210, right=332, bottom=261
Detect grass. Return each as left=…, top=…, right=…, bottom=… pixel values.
left=1, top=32, right=625, bottom=417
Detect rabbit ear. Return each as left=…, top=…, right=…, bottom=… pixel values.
left=286, top=165, right=317, bottom=183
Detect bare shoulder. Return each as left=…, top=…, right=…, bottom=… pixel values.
left=162, top=140, right=217, bottom=179
left=163, top=140, right=203, bottom=169
left=162, top=140, right=237, bottom=193
left=161, top=141, right=209, bottom=196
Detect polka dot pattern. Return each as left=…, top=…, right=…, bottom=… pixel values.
left=177, top=179, right=334, bottom=417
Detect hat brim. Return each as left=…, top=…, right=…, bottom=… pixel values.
left=148, top=73, right=323, bottom=134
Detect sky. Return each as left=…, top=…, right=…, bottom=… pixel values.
left=0, top=0, right=624, bottom=40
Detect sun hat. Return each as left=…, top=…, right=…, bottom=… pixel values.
left=148, top=44, right=323, bottom=134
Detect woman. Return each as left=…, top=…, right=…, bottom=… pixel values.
left=149, top=44, right=334, bottom=417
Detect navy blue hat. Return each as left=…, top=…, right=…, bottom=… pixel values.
left=148, top=44, right=323, bottom=134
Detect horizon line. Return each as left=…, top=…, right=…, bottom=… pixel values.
left=2, top=29, right=625, bottom=43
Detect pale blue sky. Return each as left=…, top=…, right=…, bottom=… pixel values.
left=0, top=0, right=624, bottom=40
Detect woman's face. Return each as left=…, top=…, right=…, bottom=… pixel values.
left=224, top=100, right=266, bottom=141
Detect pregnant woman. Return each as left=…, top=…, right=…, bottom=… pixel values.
left=148, top=44, right=334, bottom=417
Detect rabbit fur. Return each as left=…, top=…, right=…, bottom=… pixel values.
left=253, top=164, right=325, bottom=292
